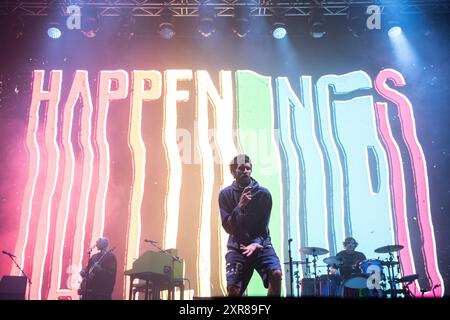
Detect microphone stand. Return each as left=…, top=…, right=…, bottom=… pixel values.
left=146, top=241, right=181, bottom=263
left=7, top=254, right=31, bottom=300
left=287, top=239, right=293, bottom=297
left=387, top=252, right=397, bottom=298
left=145, top=241, right=181, bottom=299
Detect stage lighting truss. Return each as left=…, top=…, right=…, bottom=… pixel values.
left=1, top=1, right=448, bottom=18
left=2, top=1, right=447, bottom=41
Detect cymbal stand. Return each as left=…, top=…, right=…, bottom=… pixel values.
left=403, top=281, right=414, bottom=298
left=305, top=257, right=311, bottom=277
left=420, top=288, right=430, bottom=298
left=325, top=265, right=332, bottom=296
left=287, top=239, right=294, bottom=297
left=294, top=270, right=300, bottom=297
left=386, top=252, right=397, bottom=298
left=312, top=254, right=318, bottom=296
left=396, top=253, right=403, bottom=298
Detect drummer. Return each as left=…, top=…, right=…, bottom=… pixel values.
left=336, top=237, right=367, bottom=297
left=336, top=237, right=366, bottom=277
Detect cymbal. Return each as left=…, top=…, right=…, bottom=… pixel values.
left=374, top=245, right=404, bottom=254
left=299, top=247, right=329, bottom=256
left=396, top=274, right=419, bottom=283
left=323, top=256, right=343, bottom=266
left=283, top=260, right=310, bottom=265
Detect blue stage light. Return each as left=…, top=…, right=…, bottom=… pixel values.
left=272, top=25, right=287, bottom=40
left=47, top=26, right=62, bottom=39
left=388, top=26, right=402, bottom=38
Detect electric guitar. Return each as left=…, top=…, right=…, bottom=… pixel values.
left=78, top=246, right=116, bottom=297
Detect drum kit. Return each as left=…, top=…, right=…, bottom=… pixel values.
left=285, top=243, right=419, bottom=298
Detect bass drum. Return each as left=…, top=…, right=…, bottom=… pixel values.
left=319, top=274, right=342, bottom=297
left=300, top=278, right=316, bottom=297
left=342, top=259, right=384, bottom=291
left=342, top=273, right=369, bottom=289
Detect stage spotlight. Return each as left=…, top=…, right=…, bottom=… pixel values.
left=388, top=25, right=402, bottom=38
left=197, top=3, right=216, bottom=37
left=81, top=7, right=100, bottom=38
left=347, top=6, right=366, bottom=38
left=232, top=5, right=251, bottom=38
left=272, top=22, right=287, bottom=40
left=8, top=15, right=25, bottom=40
left=384, top=5, right=403, bottom=39
left=158, top=9, right=176, bottom=40
left=117, top=13, right=136, bottom=39
left=47, top=23, right=62, bottom=39
left=309, top=7, right=326, bottom=39
left=158, top=22, right=176, bottom=40
left=46, top=5, right=62, bottom=39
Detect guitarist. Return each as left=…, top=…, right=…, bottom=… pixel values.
left=79, top=237, right=117, bottom=300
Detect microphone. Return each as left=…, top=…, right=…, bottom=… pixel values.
left=144, top=239, right=158, bottom=244
left=2, top=250, right=16, bottom=258
left=288, top=238, right=293, bottom=243
left=87, top=245, right=96, bottom=253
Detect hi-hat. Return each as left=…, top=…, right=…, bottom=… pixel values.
left=374, top=245, right=404, bottom=254
left=299, top=247, right=329, bottom=256
left=323, top=256, right=343, bottom=266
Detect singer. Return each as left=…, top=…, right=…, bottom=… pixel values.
left=79, top=237, right=117, bottom=300
left=218, top=154, right=282, bottom=297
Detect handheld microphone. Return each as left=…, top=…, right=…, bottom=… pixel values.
left=2, top=250, right=16, bottom=258
left=144, top=239, right=158, bottom=244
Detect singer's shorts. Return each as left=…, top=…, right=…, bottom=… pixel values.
left=225, top=245, right=281, bottom=293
